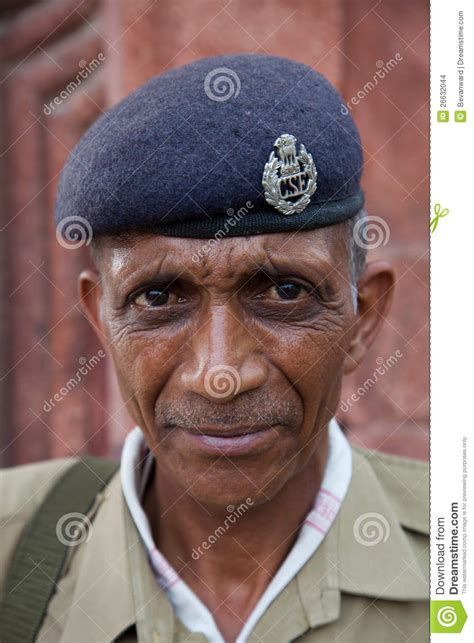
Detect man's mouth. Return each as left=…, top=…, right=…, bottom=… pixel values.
left=173, top=424, right=280, bottom=456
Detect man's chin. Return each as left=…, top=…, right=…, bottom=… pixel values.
left=161, top=452, right=296, bottom=510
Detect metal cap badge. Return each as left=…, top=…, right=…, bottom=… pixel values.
left=262, top=134, right=317, bottom=215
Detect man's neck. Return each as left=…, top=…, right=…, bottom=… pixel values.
left=142, top=433, right=329, bottom=642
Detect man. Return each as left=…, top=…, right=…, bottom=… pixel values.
left=0, top=54, right=428, bottom=642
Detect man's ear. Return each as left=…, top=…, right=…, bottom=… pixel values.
left=78, top=269, right=108, bottom=346
left=343, top=261, right=395, bottom=374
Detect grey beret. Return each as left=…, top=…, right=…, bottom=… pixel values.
left=55, top=53, right=364, bottom=239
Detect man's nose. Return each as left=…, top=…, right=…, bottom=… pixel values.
left=180, top=305, right=268, bottom=403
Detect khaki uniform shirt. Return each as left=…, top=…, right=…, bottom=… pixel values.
left=0, top=446, right=429, bottom=642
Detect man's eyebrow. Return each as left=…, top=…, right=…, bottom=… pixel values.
left=121, top=268, right=187, bottom=289
left=244, top=264, right=300, bottom=281
left=249, top=253, right=336, bottom=276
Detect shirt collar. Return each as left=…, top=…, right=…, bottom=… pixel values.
left=58, top=435, right=427, bottom=643
left=120, top=420, right=352, bottom=642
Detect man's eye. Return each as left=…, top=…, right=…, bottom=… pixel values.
left=133, top=288, right=183, bottom=307
left=265, top=282, right=308, bottom=301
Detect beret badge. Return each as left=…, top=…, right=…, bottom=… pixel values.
left=262, top=134, right=317, bottom=215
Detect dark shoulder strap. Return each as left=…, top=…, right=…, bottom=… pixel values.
left=0, top=456, right=119, bottom=643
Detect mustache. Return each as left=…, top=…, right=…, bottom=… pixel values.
left=157, top=393, right=300, bottom=429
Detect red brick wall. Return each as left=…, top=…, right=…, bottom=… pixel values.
left=0, top=0, right=428, bottom=465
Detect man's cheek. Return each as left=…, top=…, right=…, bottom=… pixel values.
left=106, top=336, right=160, bottom=420
left=270, top=323, right=346, bottom=380
left=107, top=323, right=164, bottom=372
left=272, top=330, right=346, bottom=428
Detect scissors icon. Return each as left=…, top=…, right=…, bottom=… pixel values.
left=430, top=203, right=449, bottom=233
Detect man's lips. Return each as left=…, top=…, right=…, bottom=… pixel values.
left=182, top=424, right=275, bottom=438
left=171, top=424, right=280, bottom=456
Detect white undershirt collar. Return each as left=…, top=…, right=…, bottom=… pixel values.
left=121, top=419, right=352, bottom=643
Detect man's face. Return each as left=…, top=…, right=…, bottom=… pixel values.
left=84, top=226, right=361, bottom=507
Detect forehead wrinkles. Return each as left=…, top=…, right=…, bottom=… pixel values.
left=187, top=236, right=333, bottom=288
left=191, top=229, right=342, bottom=273
left=99, top=227, right=346, bottom=287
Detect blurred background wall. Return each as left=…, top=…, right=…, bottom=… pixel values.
left=0, top=0, right=428, bottom=466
